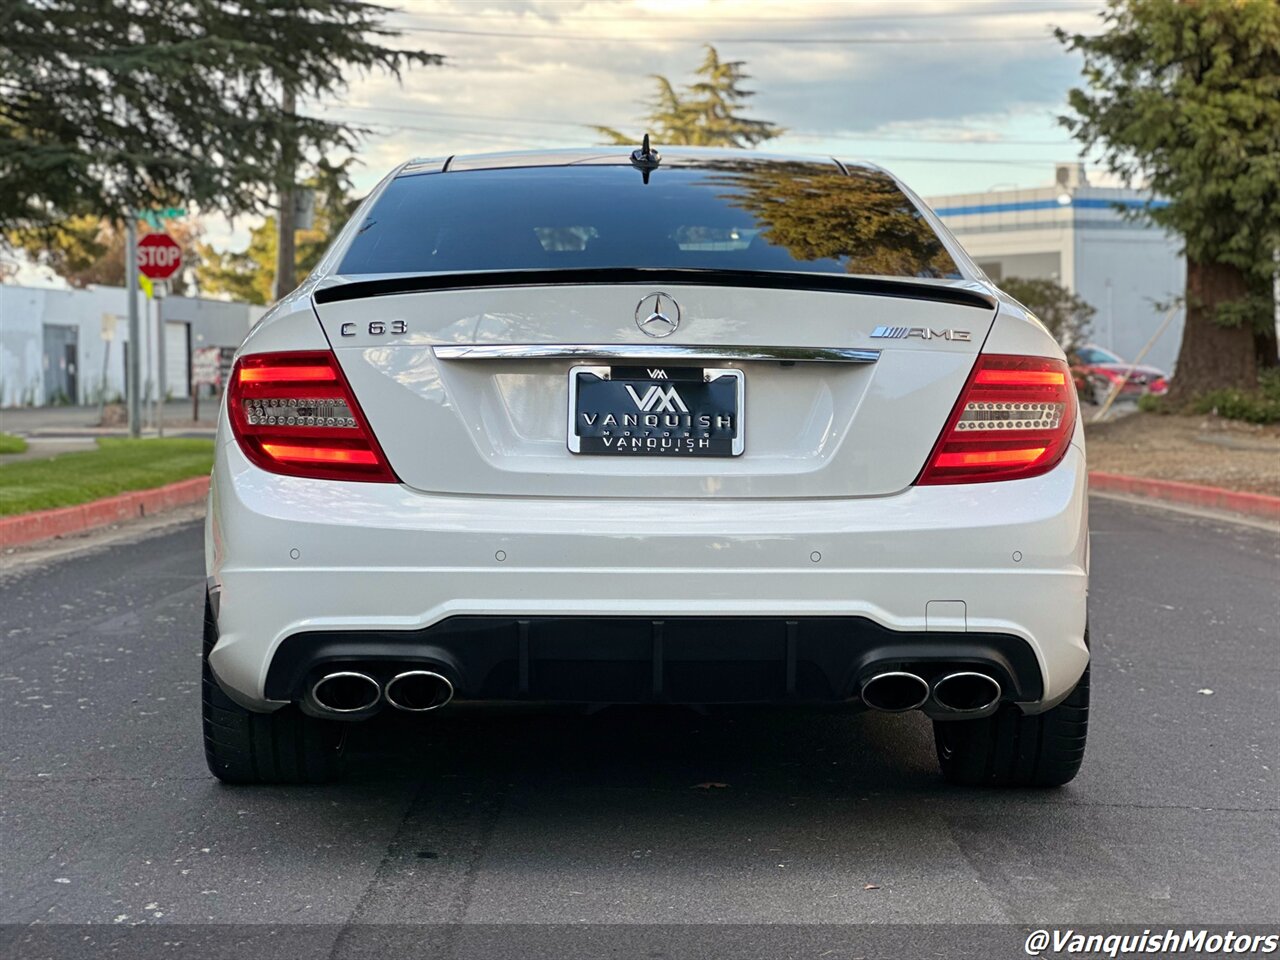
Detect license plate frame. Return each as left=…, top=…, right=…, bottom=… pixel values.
left=567, top=364, right=744, bottom=457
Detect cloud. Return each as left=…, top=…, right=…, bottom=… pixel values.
left=206, top=0, right=1107, bottom=248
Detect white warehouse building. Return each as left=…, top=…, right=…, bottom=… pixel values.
left=0, top=285, right=264, bottom=408
left=927, top=163, right=1185, bottom=374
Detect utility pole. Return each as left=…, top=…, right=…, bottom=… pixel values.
left=273, top=86, right=297, bottom=302
left=125, top=218, right=142, bottom=438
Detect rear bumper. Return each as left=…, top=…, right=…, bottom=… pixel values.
left=206, top=440, right=1089, bottom=713
left=263, top=615, right=1044, bottom=712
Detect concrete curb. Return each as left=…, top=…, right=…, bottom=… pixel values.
left=1089, top=471, right=1280, bottom=522
left=0, top=476, right=209, bottom=549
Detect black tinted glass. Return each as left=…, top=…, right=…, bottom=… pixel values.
left=339, top=161, right=960, bottom=279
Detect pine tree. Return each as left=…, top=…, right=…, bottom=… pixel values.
left=196, top=162, right=355, bottom=304
left=595, top=45, right=782, bottom=149
left=0, top=1, right=442, bottom=227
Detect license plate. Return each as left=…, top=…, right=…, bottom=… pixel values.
left=568, top=365, right=744, bottom=457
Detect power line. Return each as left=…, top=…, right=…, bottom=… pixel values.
left=318, top=103, right=596, bottom=130
left=391, top=3, right=1097, bottom=25
left=793, top=133, right=1070, bottom=147
left=321, top=101, right=1071, bottom=147
left=310, top=115, right=587, bottom=147
left=396, top=24, right=1068, bottom=44
left=325, top=117, right=1072, bottom=167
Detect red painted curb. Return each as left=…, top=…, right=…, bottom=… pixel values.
left=1089, top=471, right=1280, bottom=521
left=0, top=476, right=210, bottom=549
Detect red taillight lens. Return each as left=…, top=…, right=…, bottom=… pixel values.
left=228, top=351, right=397, bottom=482
left=917, top=354, right=1077, bottom=485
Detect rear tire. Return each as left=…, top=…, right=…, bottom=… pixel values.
left=201, top=597, right=344, bottom=784
left=933, top=664, right=1089, bottom=788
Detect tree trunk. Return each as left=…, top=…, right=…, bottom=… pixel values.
left=1166, top=258, right=1258, bottom=404
left=273, top=86, right=297, bottom=302
left=1256, top=324, right=1278, bottom=371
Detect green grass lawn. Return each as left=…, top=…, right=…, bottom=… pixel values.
left=0, top=433, right=28, bottom=455
left=0, top=437, right=214, bottom=516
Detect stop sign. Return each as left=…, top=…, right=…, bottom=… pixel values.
left=137, top=233, right=182, bottom=280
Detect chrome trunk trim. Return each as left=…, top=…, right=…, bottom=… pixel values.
left=433, top=344, right=880, bottom=364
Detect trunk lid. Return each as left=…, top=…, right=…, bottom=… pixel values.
left=312, top=278, right=996, bottom=499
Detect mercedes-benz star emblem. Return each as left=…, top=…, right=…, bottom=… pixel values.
left=635, top=292, right=681, bottom=338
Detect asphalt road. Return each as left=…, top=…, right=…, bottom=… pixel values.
left=1, top=499, right=1276, bottom=958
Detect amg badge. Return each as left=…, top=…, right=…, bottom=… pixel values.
left=871, top=326, right=972, bottom=342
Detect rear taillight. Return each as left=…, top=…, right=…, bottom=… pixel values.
left=228, top=351, right=396, bottom=482
left=917, top=354, right=1076, bottom=485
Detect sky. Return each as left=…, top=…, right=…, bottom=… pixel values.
left=17, top=0, right=1115, bottom=283
left=311, top=0, right=1110, bottom=197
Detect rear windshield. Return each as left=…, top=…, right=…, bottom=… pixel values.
left=338, top=161, right=960, bottom=280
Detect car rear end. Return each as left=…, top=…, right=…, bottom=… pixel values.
left=203, top=150, right=1089, bottom=786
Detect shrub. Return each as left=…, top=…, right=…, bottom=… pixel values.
left=1189, top=369, right=1280, bottom=424
left=1000, top=276, right=1095, bottom=350
left=1137, top=393, right=1168, bottom=414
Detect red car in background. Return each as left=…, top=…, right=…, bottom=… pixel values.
left=1070, top=344, right=1169, bottom=405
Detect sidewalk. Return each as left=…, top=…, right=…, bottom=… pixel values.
left=1, top=437, right=99, bottom=463
left=1, top=401, right=217, bottom=438
left=1083, top=411, right=1280, bottom=497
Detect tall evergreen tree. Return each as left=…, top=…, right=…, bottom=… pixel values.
left=196, top=161, right=355, bottom=304
left=595, top=45, right=782, bottom=148
left=0, top=1, right=441, bottom=227
left=1057, top=0, right=1280, bottom=401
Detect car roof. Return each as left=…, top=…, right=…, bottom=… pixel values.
left=399, top=147, right=883, bottom=177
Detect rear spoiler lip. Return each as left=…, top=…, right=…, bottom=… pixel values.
left=311, top=268, right=997, bottom=310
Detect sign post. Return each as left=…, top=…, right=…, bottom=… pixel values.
left=153, top=280, right=169, bottom=437
left=136, top=233, right=183, bottom=438
left=192, top=347, right=222, bottom=423
left=125, top=223, right=142, bottom=437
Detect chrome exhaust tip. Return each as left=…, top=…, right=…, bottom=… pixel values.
left=384, top=670, right=454, bottom=713
left=932, top=672, right=1002, bottom=713
left=860, top=671, right=930, bottom=713
left=310, top=671, right=381, bottom=714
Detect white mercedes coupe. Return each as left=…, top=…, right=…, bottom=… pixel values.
left=203, top=146, right=1090, bottom=787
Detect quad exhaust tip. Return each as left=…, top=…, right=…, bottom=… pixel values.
left=860, top=671, right=930, bottom=713
left=932, top=671, right=1002, bottom=713
left=384, top=670, right=454, bottom=712
left=310, top=671, right=381, bottom=714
